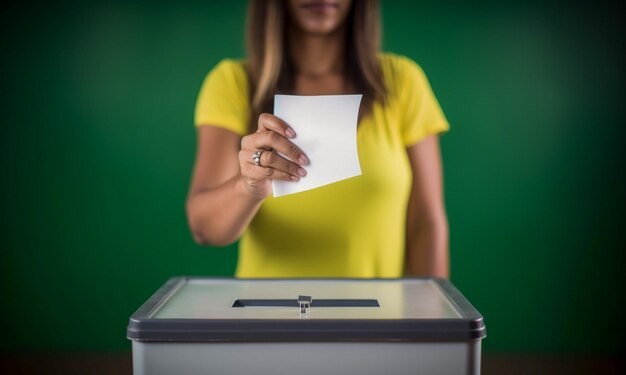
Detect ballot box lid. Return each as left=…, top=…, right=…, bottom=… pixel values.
left=127, top=277, right=486, bottom=342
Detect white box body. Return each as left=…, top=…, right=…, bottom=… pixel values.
left=128, top=278, right=486, bottom=375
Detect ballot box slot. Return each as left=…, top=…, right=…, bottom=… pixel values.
left=232, top=299, right=380, bottom=308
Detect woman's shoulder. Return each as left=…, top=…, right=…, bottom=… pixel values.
left=200, top=58, right=249, bottom=100
left=377, top=52, right=435, bottom=102
left=207, top=58, right=247, bottom=80
left=195, top=58, right=250, bottom=131
left=377, top=52, right=426, bottom=81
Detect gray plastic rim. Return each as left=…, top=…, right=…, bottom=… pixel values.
left=126, top=277, right=487, bottom=343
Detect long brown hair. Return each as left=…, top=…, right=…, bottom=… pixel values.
left=246, top=0, right=386, bottom=130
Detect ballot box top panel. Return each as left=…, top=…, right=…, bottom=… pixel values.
left=151, top=278, right=459, bottom=320
left=127, top=277, right=486, bottom=342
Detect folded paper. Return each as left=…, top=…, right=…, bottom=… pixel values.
left=272, top=94, right=363, bottom=197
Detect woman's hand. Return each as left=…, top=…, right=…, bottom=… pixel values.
left=238, top=113, right=309, bottom=199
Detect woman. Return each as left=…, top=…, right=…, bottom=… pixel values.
left=187, top=0, right=450, bottom=278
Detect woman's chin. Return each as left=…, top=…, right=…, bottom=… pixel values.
left=296, top=20, right=344, bottom=36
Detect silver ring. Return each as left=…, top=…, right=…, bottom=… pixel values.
left=252, top=151, right=263, bottom=166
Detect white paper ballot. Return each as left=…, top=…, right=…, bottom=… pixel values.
left=272, top=94, right=363, bottom=197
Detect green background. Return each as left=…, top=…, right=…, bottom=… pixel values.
left=2, top=0, right=623, bottom=354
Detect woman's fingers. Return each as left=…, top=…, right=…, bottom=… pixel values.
left=241, top=133, right=308, bottom=178
left=249, top=131, right=308, bottom=165
left=239, top=134, right=307, bottom=181
left=257, top=113, right=296, bottom=139
left=259, top=150, right=307, bottom=178
left=238, top=150, right=300, bottom=181
left=238, top=113, right=308, bottom=184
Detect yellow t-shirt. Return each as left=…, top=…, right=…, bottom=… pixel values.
left=195, top=53, right=449, bottom=278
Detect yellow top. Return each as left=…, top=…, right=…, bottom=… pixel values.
left=195, top=53, right=449, bottom=278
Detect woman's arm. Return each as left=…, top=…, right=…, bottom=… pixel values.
left=404, top=135, right=449, bottom=278
left=186, top=126, right=262, bottom=246
left=186, top=115, right=308, bottom=246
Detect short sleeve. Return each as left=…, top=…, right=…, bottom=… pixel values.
left=194, top=59, right=250, bottom=136
left=391, top=55, right=449, bottom=146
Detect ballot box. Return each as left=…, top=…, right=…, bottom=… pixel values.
left=127, top=277, right=486, bottom=375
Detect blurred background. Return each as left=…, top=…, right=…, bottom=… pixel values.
left=2, top=0, right=624, bottom=373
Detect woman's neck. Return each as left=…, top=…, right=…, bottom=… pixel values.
left=287, top=26, right=347, bottom=77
